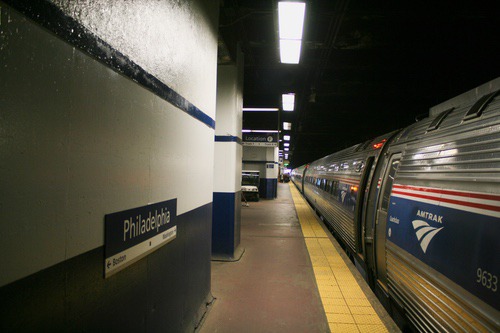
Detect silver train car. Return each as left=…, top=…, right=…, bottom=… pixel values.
left=291, top=78, right=500, bottom=332
left=290, top=164, right=307, bottom=191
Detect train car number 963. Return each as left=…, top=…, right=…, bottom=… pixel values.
left=476, top=268, right=498, bottom=292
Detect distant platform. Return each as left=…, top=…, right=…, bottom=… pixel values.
left=199, top=183, right=399, bottom=332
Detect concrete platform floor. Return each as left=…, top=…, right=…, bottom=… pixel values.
left=198, top=183, right=399, bottom=333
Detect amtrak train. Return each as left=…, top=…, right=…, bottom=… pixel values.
left=291, top=78, right=499, bottom=332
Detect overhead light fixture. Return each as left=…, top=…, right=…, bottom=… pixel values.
left=242, top=107, right=279, bottom=112
left=282, top=93, right=295, bottom=111
left=283, top=135, right=291, bottom=141
left=242, top=129, right=280, bottom=133
left=284, top=154, right=289, bottom=159
left=283, top=122, right=292, bottom=130
left=279, top=40, right=302, bottom=64
left=284, top=148, right=289, bottom=151
left=278, top=2, right=305, bottom=64
left=279, top=2, right=306, bottom=40
left=284, top=143, right=290, bottom=147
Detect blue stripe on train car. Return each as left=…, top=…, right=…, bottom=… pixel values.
left=387, top=184, right=499, bottom=310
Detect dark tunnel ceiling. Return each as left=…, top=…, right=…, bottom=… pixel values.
left=218, top=0, right=500, bottom=168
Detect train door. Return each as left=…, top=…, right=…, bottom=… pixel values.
left=374, top=154, right=400, bottom=291
left=301, top=165, right=308, bottom=193
left=355, top=156, right=374, bottom=255
left=361, top=151, right=389, bottom=284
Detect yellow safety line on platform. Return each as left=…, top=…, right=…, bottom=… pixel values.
left=289, top=183, right=388, bottom=333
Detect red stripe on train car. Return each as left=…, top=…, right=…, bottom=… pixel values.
left=393, top=184, right=500, bottom=201
left=391, top=190, right=500, bottom=212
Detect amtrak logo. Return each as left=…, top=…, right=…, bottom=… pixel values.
left=412, top=220, right=443, bottom=253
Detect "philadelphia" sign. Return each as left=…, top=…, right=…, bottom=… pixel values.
left=104, top=199, right=177, bottom=277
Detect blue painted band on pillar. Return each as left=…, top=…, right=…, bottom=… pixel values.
left=215, top=136, right=242, bottom=144
left=259, top=178, right=278, bottom=199
left=212, top=192, right=241, bottom=256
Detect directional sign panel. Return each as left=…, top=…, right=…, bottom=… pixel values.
left=242, top=133, right=278, bottom=147
left=104, top=199, right=177, bottom=278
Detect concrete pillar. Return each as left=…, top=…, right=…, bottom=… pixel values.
left=0, top=1, right=218, bottom=331
left=212, top=53, right=244, bottom=260
left=242, top=145, right=279, bottom=199
left=264, top=146, right=279, bottom=198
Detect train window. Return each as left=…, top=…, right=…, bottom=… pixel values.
left=380, top=157, right=400, bottom=212
left=427, top=107, right=453, bottom=131
left=332, top=181, right=339, bottom=196
left=463, top=91, right=499, bottom=120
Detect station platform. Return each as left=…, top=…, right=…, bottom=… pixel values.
left=199, top=182, right=400, bottom=333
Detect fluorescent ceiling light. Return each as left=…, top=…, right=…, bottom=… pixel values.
left=279, top=39, right=302, bottom=64
left=278, top=2, right=305, bottom=64
left=284, top=154, right=289, bottom=159
left=282, top=93, right=295, bottom=111
left=284, top=148, right=289, bottom=151
left=278, top=2, right=305, bottom=40
left=252, top=130, right=279, bottom=133
left=283, top=135, right=291, bottom=141
left=242, top=129, right=280, bottom=133
left=283, top=122, right=292, bottom=130
left=242, top=107, right=279, bottom=112
left=284, top=143, right=290, bottom=147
